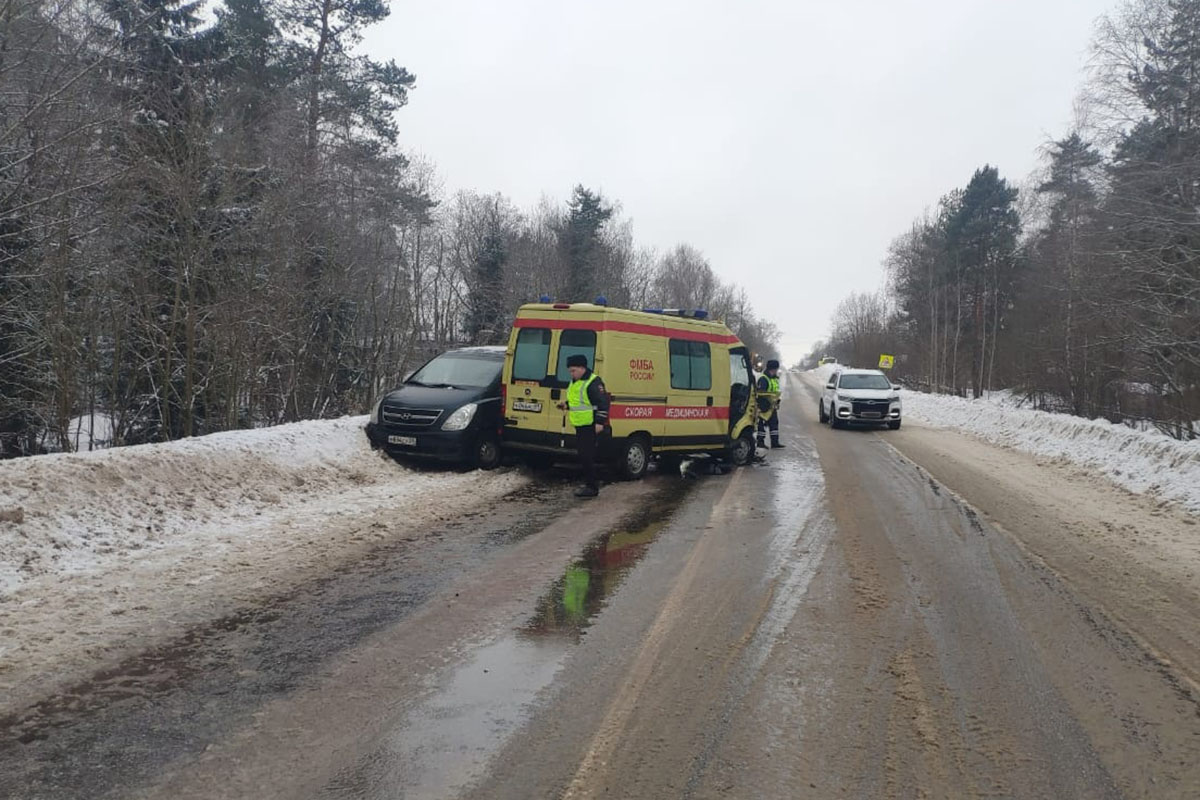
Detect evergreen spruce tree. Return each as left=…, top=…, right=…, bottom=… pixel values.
left=560, top=185, right=613, bottom=302
left=464, top=224, right=507, bottom=345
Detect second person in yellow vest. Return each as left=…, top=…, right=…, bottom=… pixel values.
left=756, top=359, right=784, bottom=449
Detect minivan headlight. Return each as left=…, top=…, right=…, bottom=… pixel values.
left=441, top=403, right=478, bottom=431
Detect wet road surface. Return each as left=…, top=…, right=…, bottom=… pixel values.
left=3, top=377, right=1199, bottom=798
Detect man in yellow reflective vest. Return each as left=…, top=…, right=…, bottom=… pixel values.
left=558, top=354, right=610, bottom=498
left=756, top=359, right=784, bottom=449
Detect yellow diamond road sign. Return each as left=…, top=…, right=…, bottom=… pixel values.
left=878, top=354, right=895, bottom=370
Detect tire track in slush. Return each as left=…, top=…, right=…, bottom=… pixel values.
left=564, top=403, right=834, bottom=799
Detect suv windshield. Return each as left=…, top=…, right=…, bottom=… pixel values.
left=408, top=354, right=501, bottom=389
left=838, top=373, right=891, bottom=390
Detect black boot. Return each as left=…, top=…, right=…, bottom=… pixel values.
left=574, top=485, right=599, bottom=498
left=756, top=437, right=767, bottom=450
left=771, top=436, right=785, bottom=449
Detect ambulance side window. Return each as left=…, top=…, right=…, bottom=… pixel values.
left=513, top=328, right=552, bottom=381
left=669, top=340, right=712, bottom=390
left=555, top=329, right=597, bottom=384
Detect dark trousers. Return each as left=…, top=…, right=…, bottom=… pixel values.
left=757, top=412, right=779, bottom=440
left=575, top=425, right=598, bottom=489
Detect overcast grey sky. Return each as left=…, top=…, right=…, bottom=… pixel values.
left=363, top=0, right=1117, bottom=363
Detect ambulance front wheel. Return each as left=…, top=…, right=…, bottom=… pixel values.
left=616, top=436, right=650, bottom=481
left=729, top=431, right=755, bottom=466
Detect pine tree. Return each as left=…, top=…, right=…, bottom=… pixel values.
left=465, top=215, right=509, bottom=345
left=946, top=166, right=1020, bottom=397
left=560, top=185, right=613, bottom=302
left=1032, top=134, right=1103, bottom=414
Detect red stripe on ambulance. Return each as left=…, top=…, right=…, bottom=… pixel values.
left=611, top=404, right=730, bottom=420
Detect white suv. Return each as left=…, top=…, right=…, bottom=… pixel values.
left=819, top=368, right=902, bottom=430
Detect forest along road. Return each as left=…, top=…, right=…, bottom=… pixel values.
left=3, top=374, right=1199, bottom=799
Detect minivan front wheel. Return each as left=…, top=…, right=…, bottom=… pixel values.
left=472, top=433, right=501, bottom=470
left=617, top=436, right=650, bottom=481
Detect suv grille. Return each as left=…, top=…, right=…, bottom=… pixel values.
left=851, top=400, right=888, bottom=419
left=381, top=404, right=442, bottom=428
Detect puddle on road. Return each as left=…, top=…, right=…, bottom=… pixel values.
left=521, top=514, right=671, bottom=642
left=323, top=486, right=691, bottom=800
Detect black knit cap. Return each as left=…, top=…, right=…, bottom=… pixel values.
left=567, top=354, right=589, bottom=368
left=767, top=359, right=780, bottom=370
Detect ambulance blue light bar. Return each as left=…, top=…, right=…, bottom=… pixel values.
left=655, top=309, right=710, bottom=319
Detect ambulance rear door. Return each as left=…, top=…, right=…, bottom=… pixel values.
left=506, top=324, right=557, bottom=447
left=548, top=326, right=600, bottom=445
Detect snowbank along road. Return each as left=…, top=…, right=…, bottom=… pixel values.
left=2, top=372, right=1199, bottom=798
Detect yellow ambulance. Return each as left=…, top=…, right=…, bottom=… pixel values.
left=499, top=302, right=760, bottom=479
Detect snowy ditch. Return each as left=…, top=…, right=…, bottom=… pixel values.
left=900, top=387, right=1199, bottom=515
left=0, top=416, right=528, bottom=704
left=809, top=365, right=1200, bottom=514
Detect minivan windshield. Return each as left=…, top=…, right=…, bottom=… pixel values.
left=408, top=354, right=501, bottom=389
left=838, top=373, right=892, bottom=390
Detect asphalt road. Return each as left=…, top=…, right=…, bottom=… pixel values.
left=3, top=375, right=1198, bottom=799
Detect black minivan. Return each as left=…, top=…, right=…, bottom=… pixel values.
left=365, top=346, right=505, bottom=469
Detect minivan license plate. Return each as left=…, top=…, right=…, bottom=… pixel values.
left=388, top=435, right=417, bottom=446
left=513, top=400, right=542, bottom=412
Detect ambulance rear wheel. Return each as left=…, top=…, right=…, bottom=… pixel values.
left=617, top=436, right=650, bottom=481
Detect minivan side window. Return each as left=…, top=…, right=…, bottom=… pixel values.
left=669, top=340, right=712, bottom=390
left=555, top=329, right=598, bottom=384
left=513, top=328, right=552, bottom=381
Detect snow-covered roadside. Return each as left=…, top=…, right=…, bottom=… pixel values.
left=901, top=392, right=1200, bottom=514
left=893, top=394, right=1199, bottom=517
left=806, top=364, right=1200, bottom=514
left=0, top=417, right=528, bottom=707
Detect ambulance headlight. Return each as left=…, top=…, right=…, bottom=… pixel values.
left=442, top=403, right=478, bottom=431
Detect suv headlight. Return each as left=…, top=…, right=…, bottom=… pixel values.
left=369, top=396, right=384, bottom=424
left=441, top=403, right=478, bottom=431
left=837, top=394, right=853, bottom=402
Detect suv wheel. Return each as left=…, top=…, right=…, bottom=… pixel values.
left=818, top=400, right=828, bottom=423
left=617, top=436, right=650, bottom=481
left=472, top=433, right=501, bottom=470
